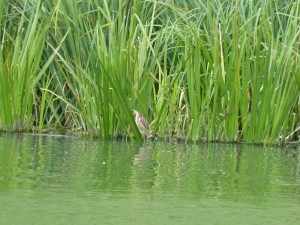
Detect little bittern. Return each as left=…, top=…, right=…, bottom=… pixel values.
left=133, top=109, right=150, bottom=138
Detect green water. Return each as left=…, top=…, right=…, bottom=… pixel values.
left=0, top=134, right=299, bottom=225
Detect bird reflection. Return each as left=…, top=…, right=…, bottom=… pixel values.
left=133, top=145, right=150, bottom=166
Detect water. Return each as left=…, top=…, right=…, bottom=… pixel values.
left=0, top=134, right=299, bottom=225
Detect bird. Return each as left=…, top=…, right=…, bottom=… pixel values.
left=133, top=109, right=150, bottom=138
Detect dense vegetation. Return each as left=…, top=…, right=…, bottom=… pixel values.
left=0, top=0, right=299, bottom=144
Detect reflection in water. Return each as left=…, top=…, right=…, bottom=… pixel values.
left=0, top=134, right=300, bottom=225
left=133, top=145, right=150, bottom=166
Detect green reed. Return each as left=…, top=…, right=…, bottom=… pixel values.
left=0, top=0, right=299, bottom=144
left=0, top=1, right=51, bottom=131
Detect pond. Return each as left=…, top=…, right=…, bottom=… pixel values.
left=0, top=134, right=299, bottom=225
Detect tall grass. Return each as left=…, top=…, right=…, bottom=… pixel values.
left=0, top=0, right=299, bottom=144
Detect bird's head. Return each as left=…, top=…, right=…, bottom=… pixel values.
left=133, top=109, right=139, bottom=116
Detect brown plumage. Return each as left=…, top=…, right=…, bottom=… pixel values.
left=133, top=109, right=150, bottom=137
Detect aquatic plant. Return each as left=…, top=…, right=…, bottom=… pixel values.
left=0, top=0, right=299, bottom=145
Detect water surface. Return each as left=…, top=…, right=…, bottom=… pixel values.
left=0, top=134, right=299, bottom=224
